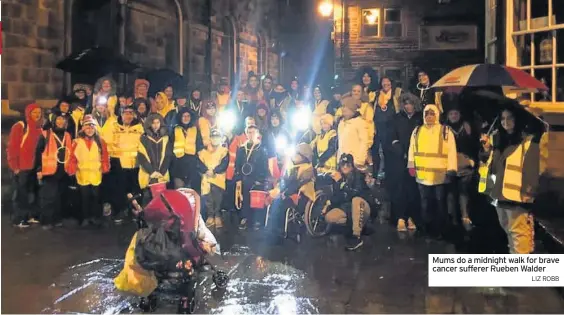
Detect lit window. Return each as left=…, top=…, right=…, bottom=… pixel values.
left=510, top=0, right=564, bottom=103
left=384, top=9, right=402, bottom=37
left=361, top=9, right=380, bottom=37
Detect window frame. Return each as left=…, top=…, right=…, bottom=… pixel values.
left=485, top=0, right=498, bottom=63
left=383, top=67, right=403, bottom=84
left=507, top=0, right=564, bottom=106
left=360, top=8, right=381, bottom=38
left=383, top=8, right=403, bottom=38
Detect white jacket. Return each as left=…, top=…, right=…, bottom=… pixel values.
left=337, top=115, right=370, bottom=170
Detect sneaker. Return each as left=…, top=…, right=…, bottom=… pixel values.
left=205, top=217, right=215, bottom=228
left=81, top=220, right=90, bottom=228
left=345, top=237, right=364, bottom=251
left=253, top=222, right=261, bottom=231
left=238, top=218, right=247, bottom=230
left=55, top=222, right=64, bottom=227
left=462, top=217, right=473, bottom=231
left=103, top=203, right=112, bottom=217
left=42, top=224, right=53, bottom=230
left=215, top=217, right=224, bottom=229
left=407, top=218, right=417, bottom=230
left=14, top=220, right=30, bottom=228
left=397, top=219, right=407, bottom=232
left=27, top=217, right=40, bottom=224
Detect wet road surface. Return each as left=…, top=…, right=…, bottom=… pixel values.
left=2, top=215, right=564, bottom=314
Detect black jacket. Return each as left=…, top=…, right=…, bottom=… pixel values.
left=234, top=142, right=271, bottom=183
left=391, top=110, right=422, bottom=158
left=330, top=169, right=372, bottom=207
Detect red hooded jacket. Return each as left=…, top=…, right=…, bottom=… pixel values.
left=7, top=104, right=43, bottom=172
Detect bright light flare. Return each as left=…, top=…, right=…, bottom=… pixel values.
left=291, top=107, right=312, bottom=131
left=318, top=1, right=334, bottom=17
left=218, top=109, right=237, bottom=133
left=275, top=135, right=289, bottom=153
left=97, top=96, right=107, bottom=105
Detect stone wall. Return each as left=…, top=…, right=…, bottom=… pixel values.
left=1, top=0, right=66, bottom=111
left=2, top=0, right=280, bottom=114
left=336, top=0, right=482, bottom=87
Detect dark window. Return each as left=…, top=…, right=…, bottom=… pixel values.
left=384, top=9, right=402, bottom=37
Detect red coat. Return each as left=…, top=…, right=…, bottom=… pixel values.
left=7, top=104, right=43, bottom=172
left=226, top=133, right=247, bottom=180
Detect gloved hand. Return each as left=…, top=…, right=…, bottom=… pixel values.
left=150, top=172, right=160, bottom=179
left=408, top=168, right=416, bottom=177
left=235, top=181, right=243, bottom=210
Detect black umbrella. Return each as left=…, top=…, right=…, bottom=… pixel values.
left=143, top=69, right=188, bottom=98
left=460, top=89, right=547, bottom=135
left=56, top=46, right=140, bottom=75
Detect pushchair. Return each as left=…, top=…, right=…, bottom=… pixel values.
left=119, top=189, right=229, bottom=314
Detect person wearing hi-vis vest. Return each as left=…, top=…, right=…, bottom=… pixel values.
left=312, top=114, right=338, bottom=175
left=34, top=112, right=73, bottom=229
left=197, top=129, right=229, bottom=229
left=170, top=106, right=204, bottom=192
left=234, top=124, right=273, bottom=230
left=8, top=103, right=44, bottom=228
left=407, top=104, right=458, bottom=239
left=108, top=105, right=144, bottom=224
left=478, top=108, right=541, bottom=254
left=137, top=113, right=173, bottom=206
left=66, top=115, right=110, bottom=227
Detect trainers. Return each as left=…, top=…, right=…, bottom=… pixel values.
left=114, top=218, right=123, bottom=224
left=27, top=217, right=40, bottom=224
left=42, top=224, right=53, bottom=230
left=103, top=203, right=112, bottom=217
left=55, top=222, right=64, bottom=227
left=397, top=219, right=407, bottom=232
left=253, top=222, right=261, bottom=231
left=205, top=217, right=215, bottom=228
left=462, top=217, right=473, bottom=231
left=407, top=218, right=417, bottom=230
left=346, top=237, right=364, bottom=251
left=215, top=217, right=224, bottom=229
left=238, top=218, right=247, bottom=230
left=14, top=220, right=30, bottom=228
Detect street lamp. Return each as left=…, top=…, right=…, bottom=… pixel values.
left=318, top=1, right=333, bottom=18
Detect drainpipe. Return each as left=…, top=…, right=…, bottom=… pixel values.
left=118, top=0, right=127, bottom=88
left=173, top=0, right=184, bottom=74
left=206, top=0, right=213, bottom=89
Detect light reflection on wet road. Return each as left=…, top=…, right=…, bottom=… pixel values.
left=2, top=215, right=564, bottom=314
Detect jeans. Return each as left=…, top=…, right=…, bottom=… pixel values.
left=447, top=174, right=473, bottom=225
left=12, top=171, right=38, bottom=223
left=79, top=185, right=101, bottom=221
left=418, top=184, right=448, bottom=237
left=39, top=175, right=69, bottom=225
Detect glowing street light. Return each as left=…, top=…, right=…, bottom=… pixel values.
left=318, top=1, right=333, bottom=18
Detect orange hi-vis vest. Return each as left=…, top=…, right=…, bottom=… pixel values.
left=42, top=130, right=72, bottom=176
left=74, top=137, right=103, bottom=186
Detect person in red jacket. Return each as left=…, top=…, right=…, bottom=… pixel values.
left=66, top=115, right=111, bottom=227
left=7, top=103, right=44, bottom=227
left=35, top=112, right=73, bottom=229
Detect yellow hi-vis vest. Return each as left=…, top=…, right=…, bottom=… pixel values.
left=74, top=138, right=103, bottom=186
left=198, top=147, right=228, bottom=195
left=284, top=163, right=316, bottom=201
left=173, top=126, right=198, bottom=158
left=478, top=133, right=496, bottom=194
left=312, top=100, right=329, bottom=135
left=112, top=123, right=143, bottom=168
left=501, top=135, right=534, bottom=203
left=314, top=129, right=337, bottom=172
left=413, top=125, right=450, bottom=184
left=137, top=136, right=170, bottom=189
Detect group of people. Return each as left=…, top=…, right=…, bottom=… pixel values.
left=7, top=68, right=543, bottom=254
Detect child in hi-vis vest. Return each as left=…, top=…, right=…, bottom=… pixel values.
left=197, top=129, right=229, bottom=228
left=66, top=115, right=110, bottom=226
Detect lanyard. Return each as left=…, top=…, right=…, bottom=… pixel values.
left=245, top=143, right=258, bottom=163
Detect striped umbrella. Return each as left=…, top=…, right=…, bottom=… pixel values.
left=432, top=64, right=548, bottom=93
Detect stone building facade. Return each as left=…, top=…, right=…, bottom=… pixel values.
left=1, top=0, right=283, bottom=112
left=331, top=0, right=483, bottom=88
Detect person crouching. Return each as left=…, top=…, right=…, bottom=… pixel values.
left=35, top=112, right=73, bottom=229
left=323, top=154, right=372, bottom=251
left=198, top=129, right=229, bottom=228
left=137, top=113, right=172, bottom=205
left=66, top=115, right=110, bottom=226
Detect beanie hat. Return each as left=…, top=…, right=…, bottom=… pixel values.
left=341, top=96, right=360, bottom=112
left=81, top=114, right=98, bottom=130
left=296, top=142, right=313, bottom=162
left=339, top=153, right=354, bottom=166
left=320, top=113, right=334, bottom=126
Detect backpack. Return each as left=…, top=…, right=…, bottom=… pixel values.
left=134, top=220, right=186, bottom=272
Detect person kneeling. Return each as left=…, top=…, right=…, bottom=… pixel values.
left=268, top=143, right=316, bottom=232
left=323, top=154, right=372, bottom=251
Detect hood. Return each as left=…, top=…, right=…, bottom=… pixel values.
left=53, top=97, right=73, bottom=114
left=423, top=104, right=440, bottom=125
left=24, top=103, right=43, bottom=127
left=176, top=106, right=197, bottom=128
left=49, top=110, right=70, bottom=132
left=94, top=76, right=117, bottom=96
left=144, top=113, right=167, bottom=137
left=134, top=97, right=150, bottom=118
